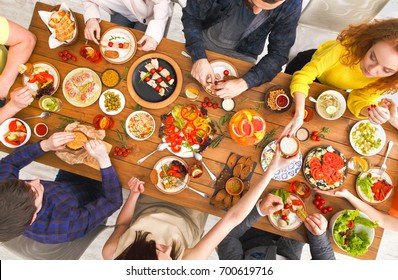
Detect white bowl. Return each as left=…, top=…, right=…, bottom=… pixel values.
left=329, top=210, right=375, bottom=256
left=125, top=111, right=155, bottom=141
left=315, top=90, right=346, bottom=120
left=0, top=118, right=31, bottom=148
left=99, top=89, right=125, bottom=116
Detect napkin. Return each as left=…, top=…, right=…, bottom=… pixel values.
left=38, top=2, right=77, bottom=49
left=55, top=122, right=112, bottom=170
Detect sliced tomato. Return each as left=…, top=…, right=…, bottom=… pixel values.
left=323, top=152, right=344, bottom=170
left=164, top=114, right=174, bottom=125
left=182, top=122, right=196, bottom=136
left=171, top=145, right=181, bottom=153
left=171, top=165, right=181, bottom=172
left=346, top=220, right=355, bottom=229
left=291, top=199, right=303, bottom=206
left=321, top=164, right=334, bottom=176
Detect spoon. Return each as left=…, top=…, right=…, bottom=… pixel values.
left=137, top=143, right=169, bottom=164
left=193, top=152, right=217, bottom=181
left=309, top=96, right=318, bottom=104
left=23, top=111, right=51, bottom=120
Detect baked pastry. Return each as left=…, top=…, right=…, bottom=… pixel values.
left=240, top=165, right=251, bottom=181
left=49, top=11, right=75, bottom=42
left=227, top=153, right=237, bottom=169
left=104, top=50, right=120, bottom=59
left=48, top=10, right=67, bottom=28
left=66, top=131, right=88, bottom=150
left=232, top=163, right=243, bottom=177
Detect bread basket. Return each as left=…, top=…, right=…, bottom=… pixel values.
left=47, top=5, right=79, bottom=47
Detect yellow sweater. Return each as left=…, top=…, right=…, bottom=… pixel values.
left=290, top=40, right=383, bottom=118
left=0, top=16, right=10, bottom=74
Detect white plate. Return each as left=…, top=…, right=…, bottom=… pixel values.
left=100, top=26, right=137, bottom=64
left=22, top=62, right=60, bottom=97
left=268, top=193, right=305, bottom=231
left=62, top=68, right=102, bottom=107
left=349, top=120, right=386, bottom=156
left=125, top=111, right=155, bottom=141
left=153, top=156, right=189, bottom=194
left=204, top=60, right=239, bottom=97
left=260, top=140, right=302, bottom=181
left=0, top=118, right=31, bottom=148
left=99, top=89, right=125, bottom=115
left=356, top=168, right=393, bottom=204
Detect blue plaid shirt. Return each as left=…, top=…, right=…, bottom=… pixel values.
left=0, top=142, right=123, bottom=244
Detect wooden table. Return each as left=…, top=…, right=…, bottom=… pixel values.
left=3, top=2, right=398, bottom=260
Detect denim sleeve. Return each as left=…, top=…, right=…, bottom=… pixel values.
left=242, top=2, right=302, bottom=88
left=217, top=206, right=262, bottom=260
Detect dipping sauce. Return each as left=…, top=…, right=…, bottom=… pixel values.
left=295, top=127, right=310, bottom=142
left=225, top=177, right=244, bottom=196
left=101, top=68, right=120, bottom=87
left=280, top=136, right=300, bottom=157
left=222, top=98, right=235, bottom=111
left=275, top=94, right=289, bottom=109
left=34, top=123, right=48, bottom=138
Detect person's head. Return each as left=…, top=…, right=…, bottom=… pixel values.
left=245, top=0, right=286, bottom=14
left=0, top=179, right=44, bottom=242
left=115, top=231, right=182, bottom=260
left=338, top=18, right=398, bottom=91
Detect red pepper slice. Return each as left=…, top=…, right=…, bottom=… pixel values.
left=191, top=128, right=207, bottom=145
left=182, top=122, right=195, bottom=136
left=181, top=104, right=199, bottom=121
left=164, top=114, right=174, bottom=125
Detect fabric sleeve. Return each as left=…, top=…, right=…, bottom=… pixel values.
left=217, top=206, right=263, bottom=260
left=0, top=16, right=10, bottom=44
left=64, top=166, right=123, bottom=241
left=0, top=142, right=45, bottom=179
left=145, top=0, right=171, bottom=43
left=290, top=40, right=343, bottom=97
left=242, top=2, right=302, bottom=88
left=347, top=88, right=382, bottom=118
left=307, top=231, right=336, bottom=260
left=82, top=0, right=102, bottom=23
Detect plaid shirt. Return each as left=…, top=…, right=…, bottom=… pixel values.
left=0, top=142, right=123, bottom=244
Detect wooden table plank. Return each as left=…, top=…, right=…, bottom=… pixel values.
left=3, top=1, right=398, bottom=260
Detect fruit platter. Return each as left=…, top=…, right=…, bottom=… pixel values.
left=303, top=146, right=347, bottom=190
left=159, top=104, right=216, bottom=157
left=127, top=53, right=183, bottom=109
left=268, top=189, right=307, bottom=231
left=152, top=156, right=189, bottom=194
left=349, top=120, right=386, bottom=156
left=356, top=168, right=394, bottom=204
left=228, top=109, right=266, bottom=146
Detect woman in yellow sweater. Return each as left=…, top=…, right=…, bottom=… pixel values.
left=283, top=18, right=398, bottom=137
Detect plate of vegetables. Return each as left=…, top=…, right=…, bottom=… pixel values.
left=268, top=189, right=308, bottom=231
left=159, top=104, right=216, bottom=157
left=0, top=118, right=31, bottom=148
left=330, top=209, right=378, bottom=256
left=303, top=146, right=347, bottom=190
left=356, top=168, right=394, bottom=204
left=153, top=156, right=189, bottom=194
left=350, top=120, right=385, bottom=156
left=22, top=62, right=60, bottom=99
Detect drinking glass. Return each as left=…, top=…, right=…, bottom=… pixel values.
left=39, top=96, right=62, bottom=112
left=347, top=156, right=370, bottom=173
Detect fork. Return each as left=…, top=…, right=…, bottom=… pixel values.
left=379, top=140, right=394, bottom=177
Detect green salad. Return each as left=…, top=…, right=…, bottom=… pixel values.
left=333, top=209, right=378, bottom=256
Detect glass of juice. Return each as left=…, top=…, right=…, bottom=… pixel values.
left=189, top=161, right=203, bottom=178
left=39, top=96, right=62, bottom=112
left=289, top=181, right=311, bottom=198
left=185, top=83, right=200, bottom=101
left=347, top=156, right=370, bottom=173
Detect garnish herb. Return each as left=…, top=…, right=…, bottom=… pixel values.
left=318, top=127, right=330, bottom=139
left=119, top=120, right=129, bottom=138
left=133, top=104, right=143, bottom=111
left=255, top=127, right=278, bottom=149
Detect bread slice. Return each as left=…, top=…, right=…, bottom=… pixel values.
left=54, top=12, right=75, bottom=42
left=66, top=131, right=88, bottom=150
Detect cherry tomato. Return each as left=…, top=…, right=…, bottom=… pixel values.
left=319, top=199, right=325, bottom=205
left=317, top=204, right=324, bottom=210
left=284, top=204, right=290, bottom=209
left=322, top=208, right=328, bottom=214
left=223, top=70, right=229, bottom=76
left=144, top=76, right=151, bottom=82
left=158, top=66, right=164, bottom=71
left=71, top=56, right=77, bottom=62
left=108, top=42, right=114, bottom=47
left=150, top=68, right=156, bottom=74
left=166, top=76, right=171, bottom=81
left=281, top=215, right=288, bottom=221
left=123, top=152, right=128, bottom=157
left=156, top=77, right=163, bottom=83
left=212, top=103, right=218, bottom=109
left=155, top=85, right=161, bottom=92
left=63, top=50, right=69, bottom=55
left=327, top=206, right=333, bottom=212
left=127, top=148, right=131, bottom=153
left=202, top=102, right=207, bottom=108
left=316, top=136, right=321, bottom=141
left=58, top=51, right=64, bottom=57
left=118, top=43, right=124, bottom=48
left=115, top=146, right=120, bottom=152
left=113, top=152, right=117, bottom=156
left=62, top=56, right=68, bottom=61
left=312, top=131, right=318, bottom=136
left=313, top=199, right=320, bottom=206
left=315, top=194, right=322, bottom=200
left=204, top=97, right=210, bottom=102
left=67, top=53, right=72, bottom=58
left=207, top=102, right=213, bottom=107
left=121, top=147, right=126, bottom=152
left=311, top=135, right=317, bottom=141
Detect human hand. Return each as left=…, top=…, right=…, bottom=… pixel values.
left=84, top=18, right=101, bottom=45
left=380, top=98, right=398, bottom=127
left=84, top=139, right=111, bottom=168
left=40, top=132, right=76, bottom=152
left=267, top=143, right=300, bottom=174
left=259, top=193, right=283, bottom=216
left=128, top=177, right=145, bottom=194
left=279, top=113, right=303, bottom=140
left=191, top=58, right=214, bottom=86
left=9, top=86, right=33, bottom=109
left=215, top=78, right=248, bottom=99
left=137, top=35, right=158, bottom=52
left=304, top=213, right=328, bottom=236
left=316, top=188, right=349, bottom=198
left=368, top=104, right=390, bottom=125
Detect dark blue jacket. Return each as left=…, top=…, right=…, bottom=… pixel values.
left=182, top=0, right=302, bottom=88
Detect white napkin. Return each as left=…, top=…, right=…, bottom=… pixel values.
left=38, top=2, right=77, bottom=49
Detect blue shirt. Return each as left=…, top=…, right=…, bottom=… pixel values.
left=0, top=142, right=123, bottom=244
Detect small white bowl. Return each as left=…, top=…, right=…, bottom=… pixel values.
left=315, top=90, right=346, bottom=120
left=125, top=111, right=155, bottom=141
left=99, top=89, right=125, bottom=116
left=0, top=118, right=31, bottom=148
left=34, top=123, right=49, bottom=138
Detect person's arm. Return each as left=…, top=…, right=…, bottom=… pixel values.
left=138, top=0, right=171, bottom=51
left=241, top=1, right=302, bottom=90
left=217, top=194, right=283, bottom=260
left=102, top=177, right=144, bottom=260
left=0, top=19, right=36, bottom=99
left=183, top=145, right=299, bottom=260
left=318, top=189, right=398, bottom=232
left=304, top=213, right=335, bottom=260
left=82, top=0, right=102, bottom=44
left=0, top=86, right=33, bottom=124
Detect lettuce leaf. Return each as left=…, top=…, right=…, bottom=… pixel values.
left=357, top=175, right=374, bottom=201
left=271, top=189, right=290, bottom=204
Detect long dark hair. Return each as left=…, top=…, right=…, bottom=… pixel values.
left=115, top=231, right=182, bottom=260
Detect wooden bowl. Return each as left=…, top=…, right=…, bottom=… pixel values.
left=225, top=177, right=244, bottom=196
